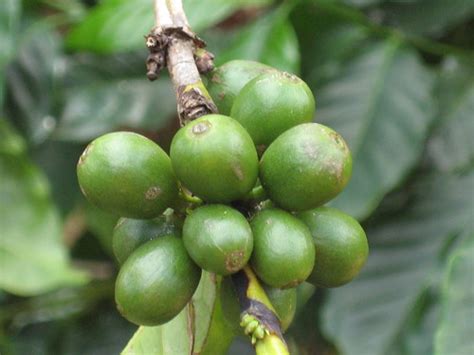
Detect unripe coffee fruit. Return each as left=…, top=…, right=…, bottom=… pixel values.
left=183, top=205, right=253, bottom=275
left=231, top=71, right=315, bottom=147
left=298, top=207, right=368, bottom=287
left=206, top=60, right=275, bottom=115
left=77, top=132, right=178, bottom=218
left=115, top=236, right=201, bottom=326
left=170, top=114, right=258, bottom=203
left=112, top=214, right=182, bottom=265
left=260, top=123, right=352, bottom=211
left=250, top=208, right=315, bottom=288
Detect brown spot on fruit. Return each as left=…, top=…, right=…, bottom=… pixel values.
left=282, top=279, right=300, bottom=289
left=281, top=71, right=299, bottom=83
left=145, top=186, right=162, bottom=200
left=303, top=141, right=318, bottom=159
left=330, top=131, right=348, bottom=152
left=326, top=160, right=344, bottom=183
left=225, top=250, right=245, bottom=273
left=232, top=164, right=244, bottom=181
left=192, top=121, right=212, bottom=135
left=78, top=143, right=93, bottom=166
left=211, top=73, right=222, bottom=84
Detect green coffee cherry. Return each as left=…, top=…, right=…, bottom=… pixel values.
left=183, top=205, right=253, bottom=275
left=115, top=236, right=201, bottom=326
left=112, top=214, right=182, bottom=265
left=231, top=71, right=315, bottom=147
left=206, top=60, right=275, bottom=115
left=260, top=123, right=352, bottom=211
left=298, top=207, right=368, bottom=287
left=77, top=132, right=178, bottom=219
left=170, top=114, right=258, bottom=203
left=250, top=208, right=315, bottom=288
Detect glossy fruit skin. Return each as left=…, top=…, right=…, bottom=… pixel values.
left=250, top=209, right=315, bottom=288
left=206, top=60, right=275, bottom=115
left=260, top=123, right=352, bottom=211
left=77, top=132, right=178, bottom=219
left=170, top=114, right=258, bottom=203
left=112, top=214, right=182, bottom=265
left=297, top=207, right=368, bottom=288
left=263, top=286, right=297, bottom=332
left=183, top=205, right=253, bottom=275
left=115, top=236, right=201, bottom=326
left=231, top=71, right=315, bottom=147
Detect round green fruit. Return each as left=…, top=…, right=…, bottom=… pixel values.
left=77, top=132, right=178, bottom=219
left=231, top=71, right=315, bottom=147
left=250, top=209, right=315, bottom=288
left=183, top=205, right=253, bottom=275
left=112, top=214, right=182, bottom=265
left=170, top=114, right=258, bottom=203
left=263, top=286, right=297, bottom=332
left=297, top=207, right=368, bottom=288
left=259, top=123, right=352, bottom=211
left=115, top=236, right=201, bottom=326
left=206, top=60, right=275, bottom=115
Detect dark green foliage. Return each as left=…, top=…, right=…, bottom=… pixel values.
left=1, top=1, right=473, bottom=354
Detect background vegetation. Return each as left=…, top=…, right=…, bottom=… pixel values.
left=0, top=0, right=473, bottom=354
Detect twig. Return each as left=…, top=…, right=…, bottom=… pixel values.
left=147, top=1, right=289, bottom=353
left=146, top=0, right=217, bottom=125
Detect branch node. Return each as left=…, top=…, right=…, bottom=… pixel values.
left=177, top=84, right=217, bottom=125
left=194, top=48, right=215, bottom=74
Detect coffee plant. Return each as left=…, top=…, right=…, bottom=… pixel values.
left=1, top=0, right=473, bottom=354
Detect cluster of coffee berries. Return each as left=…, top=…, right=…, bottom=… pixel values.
left=76, top=59, right=368, bottom=329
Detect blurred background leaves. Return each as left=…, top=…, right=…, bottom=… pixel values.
left=0, top=0, right=473, bottom=354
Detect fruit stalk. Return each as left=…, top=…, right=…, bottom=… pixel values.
left=147, top=0, right=217, bottom=125
left=148, top=1, right=289, bottom=353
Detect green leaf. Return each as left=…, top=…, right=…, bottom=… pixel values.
left=192, top=272, right=219, bottom=352
left=54, top=78, right=176, bottom=142
left=67, top=0, right=273, bottom=53
left=434, top=234, right=474, bottom=355
left=0, top=0, right=21, bottom=109
left=342, top=0, right=419, bottom=7
left=84, top=202, right=119, bottom=256
left=342, top=0, right=382, bottom=6
left=316, top=40, right=435, bottom=220
left=5, top=303, right=135, bottom=355
left=4, top=24, right=62, bottom=144
left=0, top=117, right=26, bottom=155
left=382, top=0, right=474, bottom=35
left=401, top=291, right=440, bottom=355
left=0, top=120, right=88, bottom=296
left=322, top=171, right=474, bottom=355
left=216, top=6, right=300, bottom=73
left=428, top=58, right=474, bottom=173
left=292, top=2, right=368, bottom=87
left=32, top=140, right=85, bottom=214
left=122, top=307, right=193, bottom=355
left=122, top=272, right=231, bottom=354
